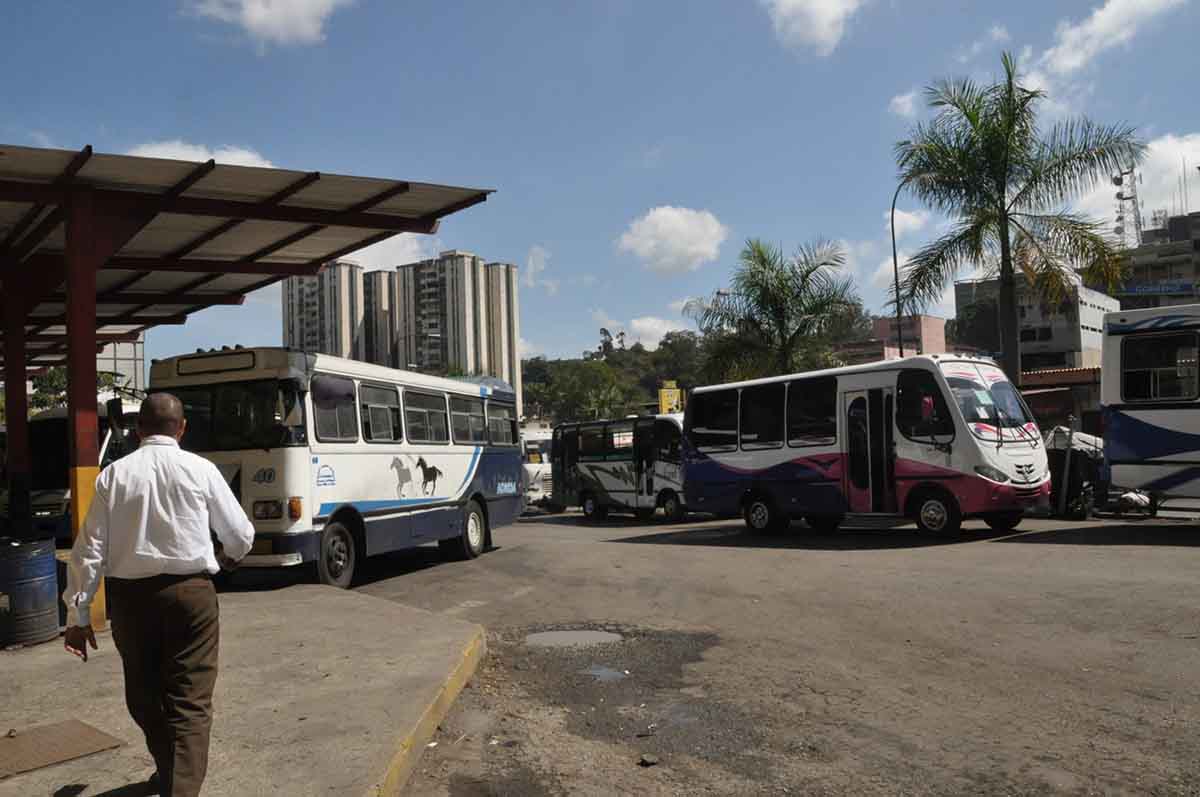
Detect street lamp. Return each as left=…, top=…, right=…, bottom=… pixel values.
left=889, top=179, right=911, bottom=357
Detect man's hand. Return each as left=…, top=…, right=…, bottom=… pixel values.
left=64, top=625, right=98, bottom=662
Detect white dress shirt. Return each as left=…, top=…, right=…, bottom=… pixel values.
left=63, top=435, right=255, bottom=626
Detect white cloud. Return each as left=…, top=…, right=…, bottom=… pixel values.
left=188, top=0, right=354, bottom=46
left=618, top=206, right=728, bottom=274
left=839, top=238, right=880, bottom=284
left=872, top=252, right=909, bottom=291
left=886, top=208, right=930, bottom=239
left=351, top=233, right=437, bottom=271
left=762, top=0, right=866, bottom=56
left=956, top=24, right=1010, bottom=63
left=523, top=244, right=559, bottom=295
left=629, top=316, right=688, bottom=350
left=1041, top=0, right=1184, bottom=77
left=126, top=140, right=274, bottom=167
left=888, top=89, right=918, bottom=119
left=1075, top=132, right=1200, bottom=226
left=29, top=130, right=54, bottom=148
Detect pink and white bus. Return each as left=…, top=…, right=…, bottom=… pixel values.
left=682, top=354, right=1050, bottom=534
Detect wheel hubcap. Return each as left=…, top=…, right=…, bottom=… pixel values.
left=584, top=498, right=594, bottom=515
left=467, top=513, right=483, bottom=549
left=666, top=497, right=677, bottom=516
left=920, top=500, right=947, bottom=531
left=327, top=534, right=349, bottom=577
left=750, top=503, right=769, bottom=529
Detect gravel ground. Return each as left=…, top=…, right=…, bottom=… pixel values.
left=350, top=512, right=1200, bottom=796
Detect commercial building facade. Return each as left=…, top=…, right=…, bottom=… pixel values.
left=953, top=278, right=1119, bottom=370
left=870, top=315, right=946, bottom=354
left=282, top=259, right=365, bottom=359
left=1112, top=211, right=1200, bottom=309
left=96, top=336, right=146, bottom=392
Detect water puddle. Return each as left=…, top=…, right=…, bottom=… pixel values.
left=579, top=664, right=627, bottom=682
left=524, top=630, right=624, bottom=648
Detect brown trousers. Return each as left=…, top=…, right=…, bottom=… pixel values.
left=108, top=573, right=219, bottom=797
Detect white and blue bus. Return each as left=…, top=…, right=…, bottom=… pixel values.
left=147, top=347, right=523, bottom=587
left=683, top=355, right=1050, bottom=534
left=1102, top=304, right=1200, bottom=509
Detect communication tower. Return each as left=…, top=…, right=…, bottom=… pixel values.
left=1111, top=166, right=1143, bottom=249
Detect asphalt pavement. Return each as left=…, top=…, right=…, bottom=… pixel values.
left=352, top=511, right=1200, bottom=796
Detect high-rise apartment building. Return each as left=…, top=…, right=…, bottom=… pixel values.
left=96, top=335, right=146, bottom=391
left=285, top=252, right=522, bottom=413
left=363, top=270, right=395, bottom=367
left=282, top=259, right=365, bottom=359
left=395, top=251, right=522, bottom=413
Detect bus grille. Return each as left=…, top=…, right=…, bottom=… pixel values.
left=1014, top=484, right=1042, bottom=500
left=542, top=474, right=553, bottom=493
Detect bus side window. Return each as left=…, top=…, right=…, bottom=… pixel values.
left=787, top=376, right=837, bottom=447
left=579, top=425, right=605, bottom=460
left=312, top=374, right=359, bottom=442
left=487, top=403, right=518, bottom=445
left=689, top=389, right=739, bottom=452
left=740, top=383, right=785, bottom=450
left=360, top=384, right=402, bottom=442
left=405, top=392, right=450, bottom=443
left=896, top=370, right=954, bottom=439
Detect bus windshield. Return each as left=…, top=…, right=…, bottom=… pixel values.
left=165, top=379, right=306, bottom=452
left=525, top=440, right=552, bottom=464
left=940, top=362, right=1036, bottom=442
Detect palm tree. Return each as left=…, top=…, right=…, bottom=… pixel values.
left=895, top=52, right=1144, bottom=382
left=686, top=238, right=858, bottom=380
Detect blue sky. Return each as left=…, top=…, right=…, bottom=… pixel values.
left=7, top=0, right=1200, bottom=362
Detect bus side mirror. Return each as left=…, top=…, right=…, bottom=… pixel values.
left=106, top=397, right=128, bottom=430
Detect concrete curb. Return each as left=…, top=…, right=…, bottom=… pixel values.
left=368, top=623, right=487, bottom=796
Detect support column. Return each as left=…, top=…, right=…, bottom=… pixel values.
left=65, top=188, right=105, bottom=628
left=3, top=287, right=31, bottom=541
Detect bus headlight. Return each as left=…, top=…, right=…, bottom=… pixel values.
left=974, top=465, right=1010, bottom=483
left=253, top=500, right=283, bottom=520
left=288, top=497, right=303, bottom=521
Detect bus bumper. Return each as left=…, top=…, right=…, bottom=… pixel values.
left=242, top=530, right=320, bottom=567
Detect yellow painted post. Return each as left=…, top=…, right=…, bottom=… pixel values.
left=658, top=380, right=682, bottom=414
left=66, top=187, right=106, bottom=630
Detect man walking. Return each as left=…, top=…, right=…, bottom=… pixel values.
left=63, top=393, right=254, bottom=797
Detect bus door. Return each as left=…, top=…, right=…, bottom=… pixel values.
left=557, top=428, right=580, bottom=504
left=634, top=418, right=656, bottom=507
left=844, top=388, right=897, bottom=513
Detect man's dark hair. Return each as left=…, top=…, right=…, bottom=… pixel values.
left=138, top=393, right=185, bottom=437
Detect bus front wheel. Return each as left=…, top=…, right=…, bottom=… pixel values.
left=984, top=512, right=1023, bottom=531
left=441, top=500, right=487, bottom=560
left=912, top=491, right=962, bottom=535
left=744, top=495, right=785, bottom=534
left=318, top=521, right=357, bottom=589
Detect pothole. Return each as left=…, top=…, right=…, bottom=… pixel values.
left=579, top=664, right=628, bottom=682
left=524, top=630, right=624, bottom=647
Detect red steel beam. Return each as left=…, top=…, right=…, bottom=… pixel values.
left=24, top=253, right=325, bottom=276
left=27, top=332, right=142, bottom=342
left=51, top=291, right=246, bottom=306
left=27, top=313, right=188, bottom=326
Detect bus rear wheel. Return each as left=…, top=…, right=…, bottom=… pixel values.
left=660, top=491, right=686, bottom=523
left=912, top=491, right=962, bottom=535
left=744, top=495, right=785, bottom=534
left=317, top=521, right=357, bottom=589
left=440, top=500, right=487, bottom=560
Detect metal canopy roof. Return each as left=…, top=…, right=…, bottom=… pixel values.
left=0, top=144, right=493, bottom=366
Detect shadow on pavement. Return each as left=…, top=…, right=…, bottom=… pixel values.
left=605, top=522, right=1015, bottom=551
left=992, top=523, right=1199, bottom=546
left=54, top=783, right=154, bottom=797
left=218, top=543, right=475, bottom=592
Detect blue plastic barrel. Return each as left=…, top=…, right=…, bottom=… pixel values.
left=0, top=537, right=60, bottom=647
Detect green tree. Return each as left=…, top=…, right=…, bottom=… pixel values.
left=30, top=367, right=126, bottom=411
left=686, top=238, right=858, bottom=381
left=895, top=52, right=1144, bottom=381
